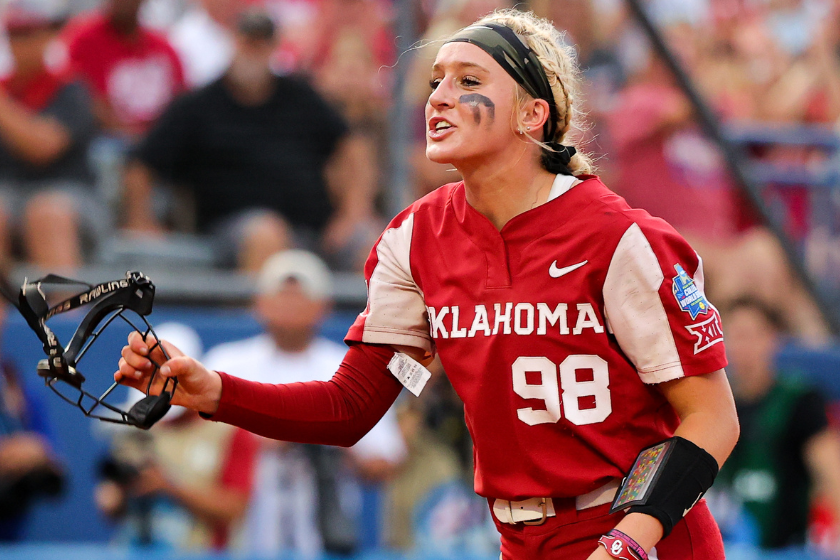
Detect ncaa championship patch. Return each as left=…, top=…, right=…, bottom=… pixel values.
left=671, top=264, right=709, bottom=320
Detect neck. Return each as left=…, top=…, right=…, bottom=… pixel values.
left=459, top=145, right=557, bottom=230
left=225, top=74, right=274, bottom=106
left=269, top=328, right=314, bottom=353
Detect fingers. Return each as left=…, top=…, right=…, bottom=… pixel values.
left=158, top=355, right=191, bottom=379
left=127, top=330, right=151, bottom=355
left=114, top=358, right=174, bottom=396
left=116, top=344, right=169, bottom=391
left=121, top=344, right=153, bottom=372
left=117, top=332, right=198, bottom=406
left=114, top=361, right=146, bottom=392
left=115, top=349, right=186, bottom=388
left=127, top=330, right=164, bottom=364
left=127, top=331, right=184, bottom=366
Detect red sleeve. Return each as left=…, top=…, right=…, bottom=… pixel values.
left=219, top=429, right=259, bottom=494
left=647, top=223, right=728, bottom=377
left=203, top=344, right=403, bottom=447
left=603, top=215, right=727, bottom=384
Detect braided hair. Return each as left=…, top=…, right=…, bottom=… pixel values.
left=473, top=9, right=593, bottom=176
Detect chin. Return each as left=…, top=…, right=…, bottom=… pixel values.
left=426, top=144, right=458, bottom=166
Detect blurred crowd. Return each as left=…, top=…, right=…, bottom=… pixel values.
left=0, top=0, right=835, bottom=326
left=0, top=0, right=840, bottom=556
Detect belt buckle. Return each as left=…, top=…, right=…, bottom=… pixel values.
left=522, top=498, right=548, bottom=526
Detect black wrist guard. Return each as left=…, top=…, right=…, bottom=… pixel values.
left=609, top=436, right=719, bottom=537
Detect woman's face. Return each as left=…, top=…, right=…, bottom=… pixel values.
left=723, top=306, right=778, bottom=395
left=425, top=42, right=520, bottom=169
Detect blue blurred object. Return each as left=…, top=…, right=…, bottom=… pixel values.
left=777, top=343, right=840, bottom=400
left=412, top=481, right=498, bottom=555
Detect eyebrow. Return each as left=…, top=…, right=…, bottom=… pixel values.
left=431, top=61, right=491, bottom=73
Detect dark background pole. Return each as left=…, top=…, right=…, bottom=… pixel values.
left=624, top=0, right=840, bottom=334
left=386, top=0, right=419, bottom=219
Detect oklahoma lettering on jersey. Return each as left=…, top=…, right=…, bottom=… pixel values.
left=427, top=302, right=604, bottom=339
left=346, top=175, right=727, bottom=501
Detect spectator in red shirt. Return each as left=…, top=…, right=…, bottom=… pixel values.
left=63, top=0, right=186, bottom=138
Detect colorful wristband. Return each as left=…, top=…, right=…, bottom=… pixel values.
left=598, top=529, right=648, bottom=560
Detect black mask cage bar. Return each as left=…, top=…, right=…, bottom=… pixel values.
left=11, top=271, right=177, bottom=430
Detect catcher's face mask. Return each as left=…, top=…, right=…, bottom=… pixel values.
left=8, top=271, right=176, bottom=429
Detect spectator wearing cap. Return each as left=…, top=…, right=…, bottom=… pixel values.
left=203, top=249, right=406, bottom=555
left=62, top=0, right=186, bottom=138
left=0, top=0, right=100, bottom=270
left=124, top=10, right=379, bottom=273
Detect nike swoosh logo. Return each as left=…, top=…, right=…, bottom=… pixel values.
left=549, top=260, right=588, bottom=278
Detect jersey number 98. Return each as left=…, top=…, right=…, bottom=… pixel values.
left=512, top=355, right=611, bottom=426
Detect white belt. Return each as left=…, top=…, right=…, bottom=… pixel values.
left=492, top=478, right=621, bottom=525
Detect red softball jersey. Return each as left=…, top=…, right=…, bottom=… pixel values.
left=346, top=175, right=728, bottom=502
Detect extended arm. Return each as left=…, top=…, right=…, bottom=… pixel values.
left=207, top=343, right=403, bottom=446
left=116, top=335, right=404, bottom=447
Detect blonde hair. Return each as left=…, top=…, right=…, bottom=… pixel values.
left=471, top=9, right=594, bottom=176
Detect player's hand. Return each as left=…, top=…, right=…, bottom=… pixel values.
left=115, top=331, right=222, bottom=415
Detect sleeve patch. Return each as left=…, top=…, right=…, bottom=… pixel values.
left=685, top=309, right=724, bottom=355
left=672, top=264, right=711, bottom=320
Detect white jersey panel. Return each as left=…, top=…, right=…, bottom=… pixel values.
left=603, top=222, right=685, bottom=384
left=360, top=212, right=433, bottom=353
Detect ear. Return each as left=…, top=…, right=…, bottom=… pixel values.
left=519, top=97, right=551, bottom=139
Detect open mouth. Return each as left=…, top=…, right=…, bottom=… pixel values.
left=428, top=118, right=455, bottom=138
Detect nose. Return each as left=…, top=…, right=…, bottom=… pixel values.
left=427, top=77, right=456, bottom=111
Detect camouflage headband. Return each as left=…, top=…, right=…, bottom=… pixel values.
left=446, top=23, right=559, bottom=142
